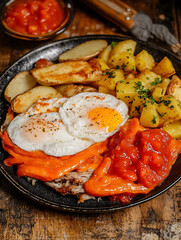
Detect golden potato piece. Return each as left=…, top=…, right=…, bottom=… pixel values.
left=163, top=120, right=181, bottom=139
left=125, top=73, right=135, bottom=79
left=98, top=44, right=112, bottom=63
left=58, top=40, right=108, bottom=62
left=108, top=52, right=136, bottom=72
left=54, top=84, right=97, bottom=97
left=108, top=40, right=137, bottom=71
left=152, top=56, right=176, bottom=77
left=152, top=78, right=171, bottom=100
left=11, top=86, right=59, bottom=113
left=156, top=95, right=181, bottom=121
left=98, top=86, right=115, bottom=96
left=31, top=59, right=102, bottom=86
left=96, top=69, right=124, bottom=90
left=140, top=100, right=162, bottom=128
left=135, top=50, right=155, bottom=72
left=138, top=69, right=162, bottom=90
left=129, top=96, right=146, bottom=117
left=4, top=71, right=37, bottom=103
left=96, top=58, right=110, bottom=71
left=109, top=40, right=137, bottom=58
left=116, top=78, right=142, bottom=107
left=167, top=75, right=181, bottom=102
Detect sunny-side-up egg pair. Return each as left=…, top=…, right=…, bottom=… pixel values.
left=7, top=92, right=129, bottom=157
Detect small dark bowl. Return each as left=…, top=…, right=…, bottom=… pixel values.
left=0, top=0, right=74, bottom=41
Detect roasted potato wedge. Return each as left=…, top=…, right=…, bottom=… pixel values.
left=108, top=40, right=137, bottom=71
left=135, top=50, right=155, bottom=71
left=156, top=95, right=181, bottom=121
left=167, top=75, right=181, bottom=102
left=96, top=58, right=110, bottom=71
left=4, top=71, right=37, bottom=103
left=11, top=86, right=60, bottom=113
left=140, top=100, right=162, bottom=127
left=54, top=84, right=97, bottom=97
left=116, top=78, right=143, bottom=107
left=129, top=96, right=146, bottom=117
left=31, top=59, right=102, bottom=85
left=98, top=86, right=115, bottom=96
left=163, top=120, right=181, bottom=139
left=125, top=73, right=135, bottom=79
left=98, top=44, right=112, bottom=63
left=138, top=69, right=162, bottom=90
left=152, top=78, right=171, bottom=100
left=152, top=56, right=176, bottom=77
left=58, top=40, right=108, bottom=62
left=96, top=69, right=124, bottom=90
left=108, top=52, right=136, bottom=72
left=109, top=40, right=137, bottom=58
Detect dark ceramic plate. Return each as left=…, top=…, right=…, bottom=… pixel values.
left=0, top=35, right=180, bottom=213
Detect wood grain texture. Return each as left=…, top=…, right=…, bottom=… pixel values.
left=0, top=1, right=180, bottom=239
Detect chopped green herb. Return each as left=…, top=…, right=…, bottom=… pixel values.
left=150, top=78, right=163, bottom=86
left=121, top=63, right=127, bottom=70
left=149, top=96, right=155, bottom=105
left=151, top=115, right=157, bottom=124
left=164, top=100, right=171, bottom=106
left=111, top=41, right=118, bottom=48
left=135, top=106, right=141, bottom=114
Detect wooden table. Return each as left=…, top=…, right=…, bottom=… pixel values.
left=0, top=1, right=180, bottom=239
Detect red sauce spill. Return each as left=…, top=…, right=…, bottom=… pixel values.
left=3, top=0, right=66, bottom=36
left=84, top=118, right=181, bottom=202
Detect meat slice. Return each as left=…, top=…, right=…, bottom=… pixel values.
left=45, top=170, right=95, bottom=203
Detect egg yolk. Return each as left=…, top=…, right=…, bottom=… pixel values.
left=88, top=107, right=123, bottom=132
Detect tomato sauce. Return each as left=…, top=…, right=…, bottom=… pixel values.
left=84, top=118, right=181, bottom=202
left=3, top=0, right=66, bottom=36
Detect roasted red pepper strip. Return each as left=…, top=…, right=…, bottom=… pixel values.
left=1, top=130, right=108, bottom=181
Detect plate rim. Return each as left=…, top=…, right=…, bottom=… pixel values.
left=0, top=34, right=181, bottom=213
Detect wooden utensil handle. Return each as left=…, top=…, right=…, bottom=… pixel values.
left=82, top=0, right=137, bottom=31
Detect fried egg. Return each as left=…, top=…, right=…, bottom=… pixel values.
left=7, top=98, right=93, bottom=157
left=59, top=92, right=129, bottom=142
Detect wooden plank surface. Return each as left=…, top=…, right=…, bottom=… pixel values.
left=0, top=0, right=180, bottom=239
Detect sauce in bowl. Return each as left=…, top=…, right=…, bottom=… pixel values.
left=1, top=0, right=74, bottom=40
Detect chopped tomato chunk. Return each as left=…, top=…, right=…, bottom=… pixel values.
left=3, top=0, right=66, bottom=36
left=84, top=118, right=181, bottom=201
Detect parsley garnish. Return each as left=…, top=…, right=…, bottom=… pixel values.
left=134, top=81, right=151, bottom=98
left=164, top=100, right=171, bottom=106
left=150, top=78, right=163, bottom=86
left=121, top=63, right=127, bottom=70
left=151, top=115, right=157, bottom=124
left=135, top=106, right=141, bottom=114
left=111, top=41, right=118, bottom=48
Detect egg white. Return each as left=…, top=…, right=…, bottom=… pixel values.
left=59, top=92, right=129, bottom=142
left=7, top=98, right=93, bottom=157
